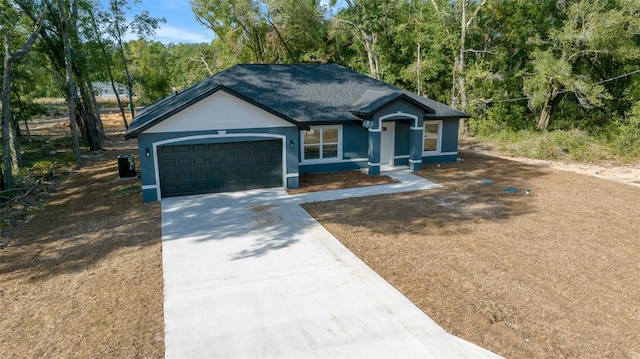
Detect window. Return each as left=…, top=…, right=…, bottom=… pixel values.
left=302, top=126, right=341, bottom=161
left=423, top=120, right=442, bottom=154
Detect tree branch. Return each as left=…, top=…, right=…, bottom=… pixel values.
left=466, top=0, right=487, bottom=29
left=8, top=11, right=46, bottom=63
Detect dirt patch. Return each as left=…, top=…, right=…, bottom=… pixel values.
left=286, top=170, right=396, bottom=194
left=462, top=141, right=640, bottom=188
left=0, top=114, right=164, bottom=358
left=303, top=150, right=640, bottom=358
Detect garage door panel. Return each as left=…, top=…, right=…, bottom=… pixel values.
left=178, top=171, right=193, bottom=180
left=193, top=157, right=207, bottom=166
left=158, top=139, right=283, bottom=198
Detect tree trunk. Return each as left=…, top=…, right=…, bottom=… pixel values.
left=453, top=0, right=487, bottom=135
left=88, top=9, right=128, bottom=129
left=9, top=119, right=21, bottom=170
left=537, top=90, right=564, bottom=131
left=59, top=0, right=81, bottom=161
left=454, top=0, right=470, bottom=135
left=1, top=14, right=43, bottom=190
left=76, top=79, right=103, bottom=150
left=361, top=30, right=380, bottom=80
left=2, top=37, right=14, bottom=190
left=112, top=3, right=136, bottom=118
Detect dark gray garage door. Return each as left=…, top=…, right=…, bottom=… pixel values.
left=158, top=139, right=282, bottom=198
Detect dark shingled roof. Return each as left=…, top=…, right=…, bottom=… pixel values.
left=125, top=63, right=469, bottom=139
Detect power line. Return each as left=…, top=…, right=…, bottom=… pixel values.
left=486, top=68, right=640, bottom=104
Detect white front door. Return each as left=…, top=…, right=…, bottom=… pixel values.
left=379, top=121, right=395, bottom=166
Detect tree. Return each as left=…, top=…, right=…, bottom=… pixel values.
left=523, top=0, right=639, bottom=131
left=102, top=0, right=164, bottom=117
left=192, top=0, right=328, bottom=65
left=57, top=0, right=81, bottom=159
left=16, top=0, right=105, bottom=151
left=330, top=0, right=399, bottom=80
left=1, top=9, right=44, bottom=190
left=192, top=0, right=269, bottom=63
left=127, top=40, right=171, bottom=104
left=87, top=9, right=129, bottom=129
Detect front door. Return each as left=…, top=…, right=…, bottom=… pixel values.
left=380, top=121, right=395, bottom=166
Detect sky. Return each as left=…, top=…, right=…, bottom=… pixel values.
left=99, top=0, right=214, bottom=44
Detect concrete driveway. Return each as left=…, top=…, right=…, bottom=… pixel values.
left=161, top=170, right=501, bottom=358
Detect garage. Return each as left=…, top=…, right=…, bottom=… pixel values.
left=158, top=139, right=282, bottom=198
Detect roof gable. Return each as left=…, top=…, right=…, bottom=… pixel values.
left=143, top=90, right=297, bottom=134
left=350, top=90, right=438, bottom=116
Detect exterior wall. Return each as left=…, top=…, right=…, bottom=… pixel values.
left=144, top=90, right=293, bottom=133
left=298, top=122, right=369, bottom=173
left=441, top=118, right=459, bottom=153
left=137, top=126, right=299, bottom=202
left=422, top=154, right=458, bottom=164
left=421, top=117, right=459, bottom=164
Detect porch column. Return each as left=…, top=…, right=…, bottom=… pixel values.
left=409, top=122, right=423, bottom=172
left=368, top=128, right=381, bottom=175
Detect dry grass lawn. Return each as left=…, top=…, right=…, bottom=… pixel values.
left=0, top=116, right=164, bottom=358
left=303, top=151, right=640, bottom=358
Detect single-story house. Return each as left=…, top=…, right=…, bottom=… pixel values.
left=92, top=81, right=128, bottom=98
left=124, top=63, right=469, bottom=202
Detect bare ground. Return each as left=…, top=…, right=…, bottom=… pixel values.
left=2, top=114, right=639, bottom=358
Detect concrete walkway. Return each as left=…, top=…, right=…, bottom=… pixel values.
left=161, top=169, right=502, bottom=358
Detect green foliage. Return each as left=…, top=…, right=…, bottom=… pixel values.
left=469, top=102, right=532, bottom=136
left=127, top=40, right=171, bottom=104
left=475, top=128, right=614, bottom=163
left=4, top=0, right=640, bottom=168
left=605, top=102, right=640, bottom=159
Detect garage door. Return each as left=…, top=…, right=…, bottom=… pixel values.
left=158, top=139, right=282, bottom=198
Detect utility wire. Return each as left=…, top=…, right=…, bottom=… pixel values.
left=486, top=68, right=640, bottom=104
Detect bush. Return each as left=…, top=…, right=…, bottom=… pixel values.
left=468, top=102, right=531, bottom=137
left=605, top=102, right=640, bottom=160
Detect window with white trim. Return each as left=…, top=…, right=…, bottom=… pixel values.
left=423, top=120, right=442, bottom=154
left=302, top=126, right=341, bottom=161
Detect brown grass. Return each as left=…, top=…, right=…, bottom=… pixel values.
left=303, top=151, right=640, bottom=358
left=0, top=115, right=164, bottom=358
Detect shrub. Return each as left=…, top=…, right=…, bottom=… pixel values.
left=606, top=102, right=640, bottom=160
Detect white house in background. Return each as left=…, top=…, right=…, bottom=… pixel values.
left=92, top=82, right=128, bottom=99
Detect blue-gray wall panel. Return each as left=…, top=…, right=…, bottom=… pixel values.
left=422, top=154, right=458, bottom=164
left=441, top=119, right=460, bottom=153
left=299, top=160, right=368, bottom=173
left=342, top=122, right=369, bottom=160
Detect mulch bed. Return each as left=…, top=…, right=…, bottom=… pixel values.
left=286, top=170, right=396, bottom=194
